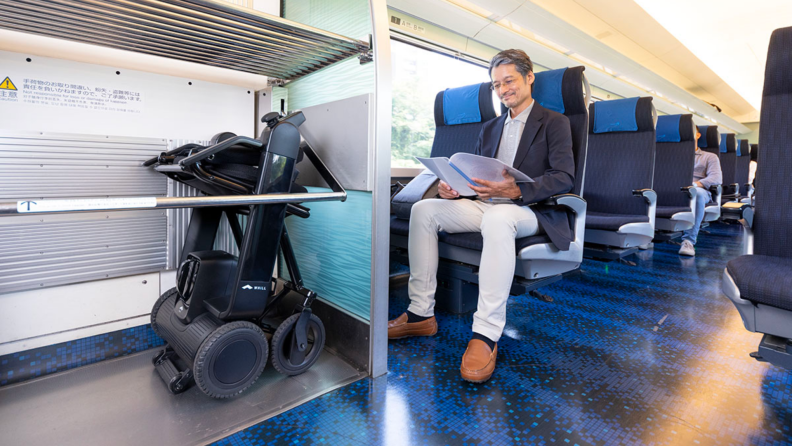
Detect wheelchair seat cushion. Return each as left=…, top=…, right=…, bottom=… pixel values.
left=586, top=212, right=649, bottom=231
left=656, top=206, right=691, bottom=218
left=438, top=231, right=552, bottom=252
left=727, top=255, right=792, bottom=311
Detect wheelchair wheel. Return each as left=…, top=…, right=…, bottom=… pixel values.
left=271, top=312, right=325, bottom=376
left=150, top=287, right=178, bottom=338
left=193, top=321, right=269, bottom=398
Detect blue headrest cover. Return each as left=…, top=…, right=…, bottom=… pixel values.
left=593, top=97, right=639, bottom=133
left=736, top=140, right=749, bottom=156
left=697, top=125, right=718, bottom=148
left=719, top=133, right=735, bottom=153
left=533, top=68, right=566, bottom=114
left=656, top=115, right=681, bottom=142
left=443, top=84, right=482, bottom=125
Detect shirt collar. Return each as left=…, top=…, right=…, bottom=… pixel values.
left=505, top=99, right=534, bottom=125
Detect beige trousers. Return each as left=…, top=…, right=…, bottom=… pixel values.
left=406, top=198, right=539, bottom=342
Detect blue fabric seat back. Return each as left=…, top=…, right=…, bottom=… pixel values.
left=753, top=27, right=792, bottom=259
left=697, top=125, right=721, bottom=156
left=534, top=66, right=589, bottom=196
left=430, top=82, right=497, bottom=159
left=583, top=96, right=656, bottom=216
left=719, top=133, right=737, bottom=186
left=750, top=143, right=759, bottom=162
left=734, top=139, right=751, bottom=193
left=654, top=114, right=696, bottom=208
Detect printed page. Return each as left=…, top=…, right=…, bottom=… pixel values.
left=415, top=157, right=477, bottom=196
left=449, top=153, right=533, bottom=183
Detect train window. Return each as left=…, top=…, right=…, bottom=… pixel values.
left=391, top=39, right=490, bottom=168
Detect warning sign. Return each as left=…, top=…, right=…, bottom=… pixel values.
left=0, top=76, right=17, bottom=90
left=0, top=77, right=144, bottom=113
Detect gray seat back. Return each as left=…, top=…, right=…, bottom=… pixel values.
left=719, top=133, right=738, bottom=187
left=583, top=97, right=656, bottom=215
left=735, top=139, right=751, bottom=196
left=754, top=27, right=792, bottom=260
left=533, top=66, right=589, bottom=196
left=654, top=114, right=695, bottom=208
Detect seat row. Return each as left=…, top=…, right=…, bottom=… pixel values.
left=390, top=65, right=737, bottom=311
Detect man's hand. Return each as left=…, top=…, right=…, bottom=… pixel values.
left=469, top=170, right=522, bottom=201
left=695, top=181, right=703, bottom=188
left=438, top=180, right=459, bottom=199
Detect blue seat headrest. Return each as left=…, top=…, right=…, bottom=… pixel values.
left=719, top=133, right=736, bottom=153
left=736, top=139, right=750, bottom=156
left=750, top=143, right=759, bottom=161
left=656, top=114, right=694, bottom=142
left=435, top=83, right=496, bottom=127
left=589, top=96, right=654, bottom=134
left=696, top=125, right=721, bottom=148
left=533, top=68, right=567, bottom=114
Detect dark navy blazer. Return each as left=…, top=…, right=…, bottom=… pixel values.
left=474, top=102, right=575, bottom=251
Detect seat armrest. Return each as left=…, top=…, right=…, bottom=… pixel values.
left=547, top=193, right=586, bottom=215
left=632, top=189, right=657, bottom=205
left=680, top=186, right=694, bottom=199
left=741, top=206, right=754, bottom=230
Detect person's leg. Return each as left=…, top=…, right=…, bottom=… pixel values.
left=406, top=199, right=487, bottom=317
left=682, top=187, right=710, bottom=245
left=471, top=204, right=540, bottom=342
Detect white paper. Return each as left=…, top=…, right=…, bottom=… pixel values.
left=416, top=157, right=476, bottom=196
left=416, top=154, right=533, bottom=198
left=449, top=153, right=533, bottom=183
left=17, top=197, right=157, bottom=213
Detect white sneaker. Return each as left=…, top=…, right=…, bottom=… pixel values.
left=679, top=240, right=695, bottom=256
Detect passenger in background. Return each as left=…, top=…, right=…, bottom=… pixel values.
left=680, top=127, right=722, bottom=256
left=387, top=49, right=575, bottom=383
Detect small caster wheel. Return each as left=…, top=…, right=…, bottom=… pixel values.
left=271, top=312, right=325, bottom=376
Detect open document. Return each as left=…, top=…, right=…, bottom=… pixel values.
left=416, top=153, right=533, bottom=197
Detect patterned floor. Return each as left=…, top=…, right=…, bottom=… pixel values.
left=216, top=223, right=792, bottom=446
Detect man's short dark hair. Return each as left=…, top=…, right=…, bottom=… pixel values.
left=489, top=49, right=534, bottom=79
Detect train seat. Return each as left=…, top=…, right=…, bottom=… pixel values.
left=722, top=26, right=792, bottom=370
left=653, top=114, right=697, bottom=233
left=582, top=96, right=657, bottom=254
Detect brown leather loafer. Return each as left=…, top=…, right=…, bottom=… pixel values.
left=460, top=339, right=497, bottom=383
left=387, top=313, right=438, bottom=339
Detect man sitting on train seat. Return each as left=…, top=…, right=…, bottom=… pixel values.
left=679, top=126, right=722, bottom=256
left=387, top=49, right=575, bottom=383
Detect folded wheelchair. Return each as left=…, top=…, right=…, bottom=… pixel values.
left=143, top=111, right=346, bottom=398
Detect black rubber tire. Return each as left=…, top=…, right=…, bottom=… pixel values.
left=271, top=313, right=325, bottom=376
left=193, top=321, right=269, bottom=399
left=150, top=287, right=178, bottom=338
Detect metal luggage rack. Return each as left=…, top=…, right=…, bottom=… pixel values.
left=0, top=0, right=371, bottom=80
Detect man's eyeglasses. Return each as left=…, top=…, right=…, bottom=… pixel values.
left=491, top=78, right=517, bottom=91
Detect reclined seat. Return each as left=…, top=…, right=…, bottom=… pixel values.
left=582, top=97, right=657, bottom=259
left=696, top=125, right=724, bottom=222
left=718, top=133, right=739, bottom=203
left=392, top=67, right=591, bottom=312
left=653, top=114, right=697, bottom=236
left=723, top=139, right=752, bottom=219
left=722, top=26, right=792, bottom=369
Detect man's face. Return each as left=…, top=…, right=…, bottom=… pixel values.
left=694, top=129, right=701, bottom=150
left=491, top=64, right=534, bottom=111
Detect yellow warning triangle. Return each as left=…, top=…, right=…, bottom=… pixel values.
left=0, top=77, right=17, bottom=91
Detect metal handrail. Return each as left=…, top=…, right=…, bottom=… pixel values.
left=0, top=191, right=346, bottom=216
